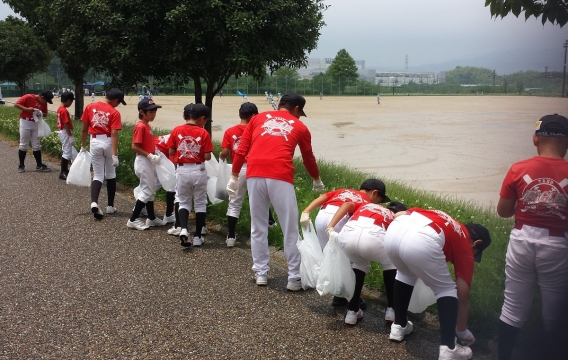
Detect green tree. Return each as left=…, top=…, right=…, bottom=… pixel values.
left=0, top=17, right=51, bottom=95
left=445, top=66, right=494, bottom=85
left=326, top=49, right=358, bottom=93
left=485, top=0, right=567, bottom=27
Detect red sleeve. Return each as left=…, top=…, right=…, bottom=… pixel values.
left=40, top=102, right=48, bottom=114
left=132, top=124, right=145, bottom=145
left=15, top=95, right=27, bottom=105
left=81, top=104, right=90, bottom=124
left=298, top=127, right=319, bottom=179
left=500, top=166, right=517, bottom=200
left=221, top=128, right=232, bottom=149
left=166, top=129, right=177, bottom=150
left=453, top=254, right=475, bottom=288
left=109, top=110, right=122, bottom=130
left=232, top=116, right=254, bottom=173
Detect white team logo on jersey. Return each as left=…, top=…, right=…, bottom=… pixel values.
left=359, top=203, right=393, bottom=221
left=261, top=114, right=294, bottom=141
left=520, top=175, right=568, bottom=219
left=177, top=134, right=201, bottom=159
left=232, top=134, right=241, bottom=152
left=335, top=190, right=363, bottom=203
left=91, top=108, right=110, bottom=132
left=57, top=112, right=62, bottom=128
left=157, top=134, right=170, bottom=145
left=433, top=210, right=465, bottom=237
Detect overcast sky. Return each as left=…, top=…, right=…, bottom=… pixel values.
left=2, top=0, right=566, bottom=73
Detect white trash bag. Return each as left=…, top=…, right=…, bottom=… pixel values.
left=207, top=176, right=223, bottom=205
left=408, top=278, right=437, bottom=313
left=37, top=119, right=52, bottom=138
left=297, top=221, right=324, bottom=290
left=205, top=153, right=219, bottom=178
left=316, top=233, right=356, bottom=300
left=215, top=159, right=231, bottom=201
left=70, top=147, right=78, bottom=162
left=66, top=150, right=91, bottom=187
left=133, top=185, right=142, bottom=200
left=154, top=152, right=176, bottom=192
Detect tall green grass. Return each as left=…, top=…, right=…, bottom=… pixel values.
left=0, top=105, right=513, bottom=334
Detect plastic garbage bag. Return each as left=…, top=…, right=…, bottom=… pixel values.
left=205, top=153, right=219, bottom=178
left=297, top=221, right=324, bottom=289
left=408, top=278, right=437, bottom=313
left=155, top=151, right=176, bottom=192
left=37, top=119, right=51, bottom=138
left=207, top=176, right=223, bottom=204
left=70, top=147, right=78, bottom=162
left=66, top=150, right=91, bottom=187
left=316, top=232, right=356, bottom=300
left=215, top=159, right=231, bottom=201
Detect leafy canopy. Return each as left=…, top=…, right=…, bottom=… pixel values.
left=485, top=0, right=568, bottom=27
left=326, top=49, right=358, bottom=79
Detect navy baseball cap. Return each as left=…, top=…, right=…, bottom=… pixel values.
left=183, top=103, right=211, bottom=120
left=386, top=201, right=407, bottom=214
left=106, top=88, right=126, bottom=105
left=466, top=223, right=492, bottom=263
left=138, top=98, right=162, bottom=110
left=535, top=114, right=568, bottom=137
left=39, top=90, right=54, bottom=104
left=239, top=103, right=258, bottom=118
left=360, top=179, right=391, bottom=203
left=279, top=93, right=307, bottom=117
left=60, top=91, right=75, bottom=102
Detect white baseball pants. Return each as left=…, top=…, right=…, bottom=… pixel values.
left=58, top=131, right=73, bottom=160
left=176, top=163, right=207, bottom=213
left=315, top=205, right=350, bottom=250
left=385, top=213, right=457, bottom=299
left=247, top=177, right=300, bottom=281
left=227, top=164, right=247, bottom=218
left=134, top=154, right=156, bottom=203
left=500, top=225, right=568, bottom=330
left=339, top=217, right=395, bottom=273
left=19, top=119, right=40, bottom=151
left=90, top=135, right=116, bottom=182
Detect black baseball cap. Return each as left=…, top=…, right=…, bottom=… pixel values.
left=386, top=201, right=407, bottom=213
left=183, top=103, right=211, bottom=120
left=279, top=93, right=307, bottom=117
left=60, top=91, right=75, bottom=102
left=360, top=179, right=391, bottom=203
left=106, top=88, right=126, bottom=105
left=38, top=90, right=54, bottom=104
left=535, top=114, right=568, bottom=137
left=239, top=102, right=259, bottom=118
left=466, top=223, right=492, bottom=263
left=138, top=98, right=162, bottom=110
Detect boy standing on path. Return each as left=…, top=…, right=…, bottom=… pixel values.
left=496, top=114, right=568, bottom=360
left=80, top=88, right=125, bottom=220
left=56, top=91, right=75, bottom=180
left=226, top=93, right=324, bottom=290
left=14, top=90, right=54, bottom=173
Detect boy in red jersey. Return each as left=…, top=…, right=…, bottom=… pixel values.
left=226, top=93, right=324, bottom=290
left=167, top=104, right=214, bottom=247
left=496, top=114, right=568, bottom=360
left=80, top=88, right=125, bottom=220
left=14, top=90, right=54, bottom=173
left=127, top=99, right=167, bottom=230
left=56, top=91, right=75, bottom=180
left=384, top=208, right=491, bottom=360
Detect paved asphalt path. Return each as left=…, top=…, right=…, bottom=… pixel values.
left=0, top=140, right=498, bottom=359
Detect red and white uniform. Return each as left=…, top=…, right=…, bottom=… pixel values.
left=167, top=124, right=213, bottom=214
left=338, top=202, right=396, bottom=273
left=385, top=208, right=475, bottom=298
left=221, top=124, right=248, bottom=218
left=132, top=121, right=157, bottom=203
left=57, top=105, right=74, bottom=160
left=81, top=102, right=122, bottom=182
left=17, top=94, right=48, bottom=152
left=231, top=110, right=320, bottom=281
left=315, top=189, right=370, bottom=250
left=154, top=134, right=171, bottom=158
left=499, top=156, right=568, bottom=330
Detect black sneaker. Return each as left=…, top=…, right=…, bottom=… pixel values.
left=36, top=164, right=51, bottom=172
left=17, top=165, right=25, bottom=173
left=59, top=172, right=67, bottom=180
left=332, top=296, right=348, bottom=306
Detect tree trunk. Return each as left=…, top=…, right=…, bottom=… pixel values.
left=17, top=79, right=26, bottom=96
left=193, top=77, right=203, bottom=104
left=74, top=78, right=85, bottom=119
left=204, top=82, right=214, bottom=137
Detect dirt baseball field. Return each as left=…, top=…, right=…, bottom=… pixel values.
left=17, top=94, right=566, bottom=208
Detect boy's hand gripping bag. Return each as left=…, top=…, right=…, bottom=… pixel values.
left=316, top=232, right=356, bottom=300
left=66, top=150, right=91, bottom=187
left=297, top=220, right=324, bottom=289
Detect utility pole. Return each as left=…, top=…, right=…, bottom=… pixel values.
left=562, top=39, right=568, bottom=97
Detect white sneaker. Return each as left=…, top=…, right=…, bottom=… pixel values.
left=127, top=219, right=149, bottom=231
left=168, top=226, right=181, bottom=236
left=179, top=229, right=191, bottom=247
left=286, top=278, right=302, bottom=291
left=193, top=236, right=203, bottom=247
left=131, top=207, right=148, bottom=216
left=345, top=309, right=364, bottom=325
left=389, top=321, right=414, bottom=342
left=91, top=202, right=103, bottom=219
left=146, top=217, right=166, bottom=227
left=226, top=237, right=236, bottom=247
left=106, top=206, right=117, bottom=214
left=385, top=307, right=395, bottom=322
left=201, top=225, right=208, bottom=235
left=438, top=344, right=472, bottom=360
left=255, top=274, right=268, bottom=286
left=163, top=214, right=176, bottom=223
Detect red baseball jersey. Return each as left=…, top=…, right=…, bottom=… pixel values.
left=132, top=121, right=155, bottom=154
left=154, top=134, right=171, bottom=157
left=56, top=105, right=73, bottom=130
left=323, top=189, right=370, bottom=209
left=500, top=156, right=568, bottom=232
left=232, top=110, right=319, bottom=184
left=81, top=102, right=122, bottom=136
left=407, top=208, right=475, bottom=288
left=221, top=124, right=247, bottom=163
left=16, top=94, right=47, bottom=119
left=167, top=124, right=214, bottom=164
left=350, top=202, right=394, bottom=228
